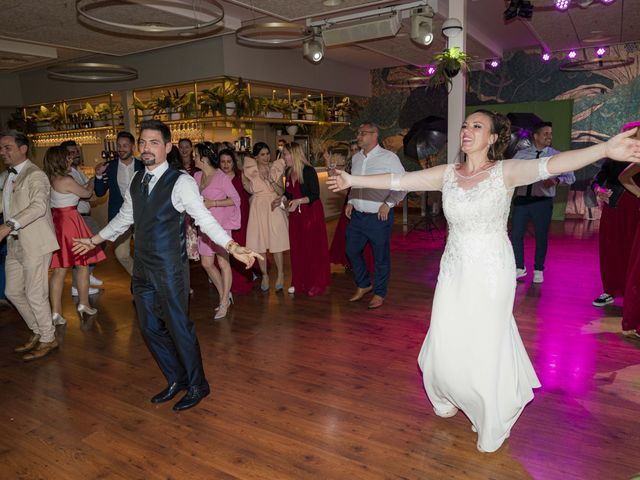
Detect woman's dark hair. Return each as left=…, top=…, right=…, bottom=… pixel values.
left=473, top=109, right=511, bottom=161
left=252, top=142, right=270, bottom=158
left=195, top=141, right=220, bottom=169
left=167, top=145, right=182, bottom=170
left=218, top=148, right=238, bottom=172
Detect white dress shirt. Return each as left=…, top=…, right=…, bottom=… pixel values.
left=2, top=159, right=29, bottom=233
left=348, top=145, right=406, bottom=213
left=69, top=167, right=91, bottom=214
left=117, top=159, right=136, bottom=198
left=99, top=161, right=232, bottom=248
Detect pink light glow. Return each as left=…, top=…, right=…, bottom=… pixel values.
left=555, top=0, right=571, bottom=10
left=425, top=65, right=437, bottom=76
left=542, top=52, right=551, bottom=62
left=601, top=0, right=615, bottom=4
left=567, top=50, right=578, bottom=59
left=596, top=47, right=607, bottom=57
left=489, top=60, right=500, bottom=68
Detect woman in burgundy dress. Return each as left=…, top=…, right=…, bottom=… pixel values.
left=43, top=146, right=106, bottom=324
left=220, top=149, right=255, bottom=294
left=282, top=142, right=330, bottom=296
left=618, top=126, right=640, bottom=337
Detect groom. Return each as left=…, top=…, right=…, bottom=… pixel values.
left=74, top=120, right=261, bottom=411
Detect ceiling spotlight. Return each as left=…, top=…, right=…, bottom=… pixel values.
left=542, top=52, right=551, bottom=62
left=410, top=6, right=434, bottom=46
left=595, top=47, right=607, bottom=57
left=424, top=65, right=437, bottom=76
left=601, top=0, right=615, bottom=4
left=555, top=0, right=571, bottom=10
left=441, top=18, right=463, bottom=38
left=567, top=50, right=578, bottom=59
left=504, top=0, right=534, bottom=21
left=303, top=29, right=324, bottom=63
left=487, top=59, right=500, bottom=69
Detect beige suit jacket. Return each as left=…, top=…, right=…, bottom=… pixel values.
left=4, top=159, right=59, bottom=257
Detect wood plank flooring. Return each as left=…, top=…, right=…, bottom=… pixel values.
left=1, top=217, right=639, bottom=480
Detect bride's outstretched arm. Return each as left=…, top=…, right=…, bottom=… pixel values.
left=503, top=128, right=640, bottom=188
left=328, top=164, right=448, bottom=193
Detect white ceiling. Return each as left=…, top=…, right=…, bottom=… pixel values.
left=0, top=0, right=637, bottom=72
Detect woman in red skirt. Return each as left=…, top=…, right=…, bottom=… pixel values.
left=43, top=146, right=106, bottom=324
left=282, top=142, right=330, bottom=296
left=618, top=124, right=640, bottom=337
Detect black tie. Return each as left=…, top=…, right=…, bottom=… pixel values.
left=525, top=150, right=544, bottom=197
left=7, top=167, right=17, bottom=175
left=141, top=173, right=153, bottom=197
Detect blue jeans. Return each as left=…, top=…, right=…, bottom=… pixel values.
left=346, top=209, right=394, bottom=297
left=511, top=197, right=554, bottom=271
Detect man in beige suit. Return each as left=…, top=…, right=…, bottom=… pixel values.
left=0, top=130, right=60, bottom=361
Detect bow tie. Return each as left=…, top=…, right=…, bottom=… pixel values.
left=7, top=167, right=17, bottom=175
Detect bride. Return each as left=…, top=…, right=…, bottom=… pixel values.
left=328, top=111, right=640, bottom=452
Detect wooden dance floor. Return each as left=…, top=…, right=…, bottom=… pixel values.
left=1, top=217, right=638, bottom=480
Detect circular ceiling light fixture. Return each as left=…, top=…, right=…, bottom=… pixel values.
left=47, top=62, right=138, bottom=82
left=76, top=0, right=224, bottom=36
left=235, top=21, right=314, bottom=46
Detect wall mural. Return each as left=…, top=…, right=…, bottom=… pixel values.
left=341, top=43, right=640, bottom=190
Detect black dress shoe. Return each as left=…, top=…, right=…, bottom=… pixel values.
left=173, top=385, right=210, bottom=412
left=150, top=382, right=187, bottom=404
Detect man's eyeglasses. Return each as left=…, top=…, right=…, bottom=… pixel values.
left=356, top=130, right=376, bottom=136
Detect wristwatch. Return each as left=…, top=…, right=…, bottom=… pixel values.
left=4, top=220, right=17, bottom=231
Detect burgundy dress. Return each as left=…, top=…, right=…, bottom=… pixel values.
left=599, top=192, right=640, bottom=296
left=229, top=171, right=256, bottom=294
left=286, top=174, right=330, bottom=296
left=623, top=220, right=640, bottom=332
left=329, top=194, right=375, bottom=271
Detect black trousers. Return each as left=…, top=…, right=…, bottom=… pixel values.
left=132, top=259, right=207, bottom=389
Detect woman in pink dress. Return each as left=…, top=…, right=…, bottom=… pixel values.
left=219, top=148, right=255, bottom=294
left=194, top=142, right=241, bottom=319
left=43, top=146, right=106, bottom=324
left=243, top=142, right=289, bottom=291
left=282, top=142, right=330, bottom=296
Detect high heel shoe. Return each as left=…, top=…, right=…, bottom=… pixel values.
left=214, top=301, right=229, bottom=320
left=261, top=275, right=270, bottom=292
left=52, top=312, right=67, bottom=326
left=77, top=303, right=97, bottom=317
left=275, top=283, right=283, bottom=292
left=228, top=292, right=234, bottom=304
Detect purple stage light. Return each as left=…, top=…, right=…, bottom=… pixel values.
left=601, top=0, right=615, bottom=4
left=542, top=52, right=551, bottom=62
left=425, top=65, right=437, bottom=76
left=567, top=50, right=577, bottom=59
left=596, top=47, right=607, bottom=57
left=489, top=59, right=500, bottom=69
left=555, top=0, right=571, bottom=10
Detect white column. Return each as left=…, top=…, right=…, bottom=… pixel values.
left=446, top=0, right=467, bottom=164
left=121, top=90, right=135, bottom=133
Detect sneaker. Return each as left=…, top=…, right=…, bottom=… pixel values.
left=533, top=270, right=544, bottom=283
left=592, top=293, right=614, bottom=307
left=89, top=274, right=103, bottom=286
left=71, top=287, right=100, bottom=296
left=287, top=286, right=295, bottom=294
left=516, top=268, right=527, bottom=280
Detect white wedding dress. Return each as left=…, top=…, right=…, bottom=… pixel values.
left=416, top=160, right=544, bottom=453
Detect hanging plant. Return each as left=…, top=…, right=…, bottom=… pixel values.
left=429, top=47, right=472, bottom=91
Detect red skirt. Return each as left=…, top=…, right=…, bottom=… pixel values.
left=598, top=192, right=640, bottom=296
left=50, top=206, right=106, bottom=269
left=623, top=221, right=640, bottom=331
left=288, top=188, right=330, bottom=296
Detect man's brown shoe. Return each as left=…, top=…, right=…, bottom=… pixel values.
left=23, top=339, right=59, bottom=361
left=368, top=295, right=384, bottom=309
left=349, top=286, right=373, bottom=302
left=14, top=334, right=41, bottom=353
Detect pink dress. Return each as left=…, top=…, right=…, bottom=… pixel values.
left=194, top=170, right=241, bottom=256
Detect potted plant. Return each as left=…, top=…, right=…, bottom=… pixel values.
left=290, top=99, right=304, bottom=120
left=430, top=47, right=472, bottom=91
left=198, top=81, right=235, bottom=117
left=132, top=94, right=153, bottom=120
left=179, top=91, right=198, bottom=118
left=302, top=98, right=315, bottom=120
left=95, top=102, right=123, bottom=126
left=311, top=99, right=330, bottom=122
left=333, top=96, right=358, bottom=122
left=261, top=98, right=291, bottom=119
left=154, top=89, right=181, bottom=120
left=232, top=78, right=258, bottom=118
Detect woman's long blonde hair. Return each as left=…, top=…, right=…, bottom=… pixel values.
left=284, top=142, right=310, bottom=184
